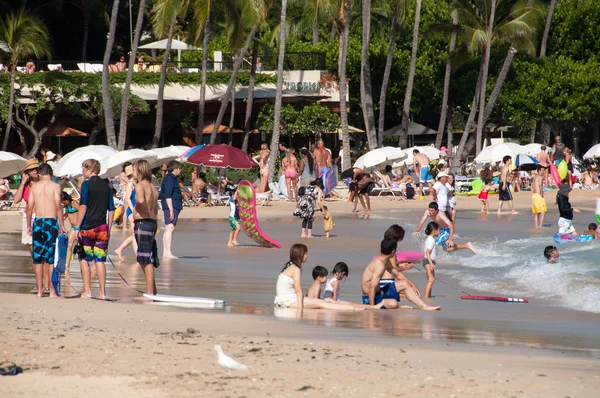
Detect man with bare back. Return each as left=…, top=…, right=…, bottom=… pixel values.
left=26, top=163, right=66, bottom=298
left=412, top=149, right=431, bottom=197
left=498, top=155, right=519, bottom=214
left=361, top=238, right=440, bottom=311
left=413, top=202, right=477, bottom=254
left=313, top=139, right=332, bottom=177
left=132, top=160, right=160, bottom=296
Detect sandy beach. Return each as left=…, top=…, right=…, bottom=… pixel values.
left=2, top=189, right=600, bottom=396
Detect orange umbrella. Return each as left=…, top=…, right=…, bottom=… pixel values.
left=46, top=125, right=88, bottom=137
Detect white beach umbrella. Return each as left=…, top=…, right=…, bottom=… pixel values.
left=54, top=145, right=118, bottom=177
left=523, top=143, right=543, bottom=156
left=475, top=143, right=527, bottom=164
left=148, top=145, right=190, bottom=167
left=583, top=143, right=600, bottom=159
left=101, top=149, right=159, bottom=178
left=402, top=146, right=441, bottom=165
left=0, top=151, right=27, bottom=178
left=353, top=146, right=406, bottom=171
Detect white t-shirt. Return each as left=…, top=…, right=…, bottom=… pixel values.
left=424, top=235, right=437, bottom=262
left=432, top=181, right=449, bottom=211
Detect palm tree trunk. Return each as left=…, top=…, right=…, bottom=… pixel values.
left=330, top=23, right=337, bottom=40
left=101, top=0, right=121, bottom=149
left=312, top=24, right=319, bottom=45
left=227, top=95, right=235, bottom=145
left=151, top=13, right=177, bottom=148
left=339, top=3, right=351, bottom=171
left=196, top=10, right=211, bottom=144
left=436, top=13, right=458, bottom=148
left=81, top=12, right=90, bottom=61
left=267, top=0, right=288, bottom=183
left=455, top=61, right=483, bottom=163
left=118, top=0, right=147, bottom=150
left=377, top=8, right=398, bottom=148
left=398, top=0, right=422, bottom=149
left=446, top=117, right=453, bottom=152
left=210, top=27, right=257, bottom=145
left=1, top=69, right=17, bottom=151
left=540, top=0, right=557, bottom=58
left=481, top=47, right=517, bottom=125
left=242, top=40, right=259, bottom=153
left=475, top=0, right=497, bottom=156
left=360, top=0, right=377, bottom=150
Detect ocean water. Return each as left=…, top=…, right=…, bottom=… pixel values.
left=425, top=223, right=600, bottom=313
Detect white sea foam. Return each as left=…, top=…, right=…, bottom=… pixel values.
left=439, top=237, right=600, bottom=313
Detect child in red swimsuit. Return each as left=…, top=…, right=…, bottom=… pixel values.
left=477, top=179, right=492, bottom=214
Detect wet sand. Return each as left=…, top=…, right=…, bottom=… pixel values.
left=1, top=191, right=600, bottom=396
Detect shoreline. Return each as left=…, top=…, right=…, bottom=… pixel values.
left=1, top=293, right=599, bottom=397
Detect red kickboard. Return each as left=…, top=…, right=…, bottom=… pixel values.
left=461, top=295, right=529, bottom=303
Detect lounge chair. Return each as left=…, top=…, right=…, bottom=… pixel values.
left=371, top=171, right=404, bottom=197
left=206, top=184, right=229, bottom=206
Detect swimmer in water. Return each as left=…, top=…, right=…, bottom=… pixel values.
left=544, top=246, right=559, bottom=264
left=582, top=223, right=598, bottom=240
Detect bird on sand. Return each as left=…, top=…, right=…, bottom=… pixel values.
left=214, top=345, right=250, bottom=376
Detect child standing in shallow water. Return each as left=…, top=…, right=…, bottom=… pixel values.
left=423, top=222, right=440, bottom=298
left=227, top=190, right=241, bottom=246
left=322, top=205, right=334, bottom=238
left=478, top=179, right=492, bottom=213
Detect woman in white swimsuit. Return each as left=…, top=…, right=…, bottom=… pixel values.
left=274, top=244, right=358, bottom=310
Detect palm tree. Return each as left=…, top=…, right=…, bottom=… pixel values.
left=242, top=39, right=259, bottom=152
left=117, top=0, right=147, bottom=150
left=101, top=0, right=120, bottom=149
left=299, top=0, right=338, bottom=46
left=539, top=0, right=557, bottom=58
left=338, top=1, right=351, bottom=170
left=0, top=10, right=52, bottom=151
left=70, top=0, right=104, bottom=61
left=435, top=9, right=457, bottom=149
left=267, top=0, right=288, bottom=182
left=474, top=0, right=497, bottom=155
left=209, top=0, right=267, bottom=145
left=196, top=10, right=210, bottom=145
left=398, top=0, right=422, bottom=149
left=378, top=0, right=406, bottom=147
left=150, top=0, right=182, bottom=148
left=360, top=0, right=378, bottom=150
left=443, top=0, right=543, bottom=159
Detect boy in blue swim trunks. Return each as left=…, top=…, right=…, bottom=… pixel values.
left=413, top=202, right=477, bottom=254
left=360, top=238, right=440, bottom=311
left=413, top=149, right=432, bottom=198
left=26, top=164, right=67, bottom=298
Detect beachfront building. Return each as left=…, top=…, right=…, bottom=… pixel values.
left=7, top=51, right=345, bottom=154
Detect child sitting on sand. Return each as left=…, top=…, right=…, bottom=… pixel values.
left=323, top=262, right=348, bottom=301
left=544, top=245, right=559, bottom=264
left=423, top=222, right=440, bottom=298
left=478, top=179, right=492, bottom=214
left=322, top=205, right=334, bottom=238
left=556, top=184, right=580, bottom=235
left=227, top=190, right=241, bottom=247
left=582, top=223, right=598, bottom=239
left=307, top=266, right=328, bottom=299
left=274, top=244, right=358, bottom=310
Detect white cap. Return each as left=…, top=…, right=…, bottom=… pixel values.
left=46, top=151, right=56, bottom=161
left=437, top=171, right=449, bottom=179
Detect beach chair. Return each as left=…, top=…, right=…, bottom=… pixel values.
left=371, top=171, right=403, bottom=197
left=77, top=63, right=93, bottom=72
left=47, top=64, right=62, bottom=72
left=207, top=185, right=229, bottom=206
left=256, top=191, right=273, bottom=206
left=268, top=181, right=287, bottom=200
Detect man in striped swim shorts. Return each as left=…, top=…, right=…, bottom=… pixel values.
left=132, top=160, right=159, bottom=296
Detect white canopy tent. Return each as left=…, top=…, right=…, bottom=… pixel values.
left=138, top=39, right=200, bottom=68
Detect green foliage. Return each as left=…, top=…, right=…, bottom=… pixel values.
left=0, top=70, right=277, bottom=87
left=499, top=56, right=600, bottom=125
left=547, top=0, right=600, bottom=62
left=256, top=102, right=340, bottom=136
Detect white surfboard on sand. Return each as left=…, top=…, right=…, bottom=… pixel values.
left=143, top=294, right=225, bottom=306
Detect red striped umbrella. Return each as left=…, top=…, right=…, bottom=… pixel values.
left=185, top=144, right=255, bottom=169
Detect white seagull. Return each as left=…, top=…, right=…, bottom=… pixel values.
left=214, top=345, right=250, bottom=376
